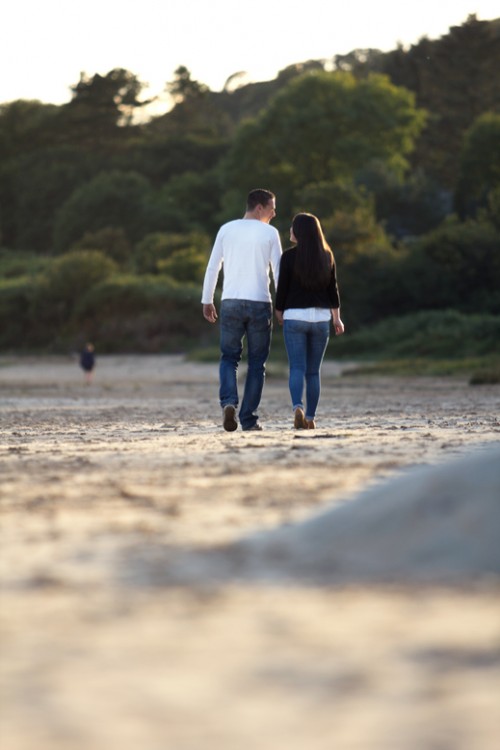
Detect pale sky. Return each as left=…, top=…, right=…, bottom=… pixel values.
left=2, top=0, right=498, bottom=113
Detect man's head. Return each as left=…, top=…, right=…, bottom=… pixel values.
left=246, top=189, right=276, bottom=223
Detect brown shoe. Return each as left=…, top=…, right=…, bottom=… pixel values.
left=305, top=419, right=316, bottom=429
left=294, top=407, right=307, bottom=429
left=222, top=404, right=238, bottom=432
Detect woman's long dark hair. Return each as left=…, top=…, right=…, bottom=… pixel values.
left=292, top=213, right=334, bottom=291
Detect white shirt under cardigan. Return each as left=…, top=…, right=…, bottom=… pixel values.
left=201, top=219, right=282, bottom=304
left=283, top=308, right=332, bottom=322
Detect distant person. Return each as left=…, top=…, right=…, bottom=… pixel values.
left=79, top=342, right=95, bottom=385
left=275, top=213, right=344, bottom=429
left=201, top=189, right=283, bottom=431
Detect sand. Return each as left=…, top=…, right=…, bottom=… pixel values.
left=1, top=354, right=500, bottom=749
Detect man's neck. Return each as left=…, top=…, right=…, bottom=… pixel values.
left=243, top=210, right=261, bottom=221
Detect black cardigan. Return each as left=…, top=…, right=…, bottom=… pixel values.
left=275, top=246, right=340, bottom=311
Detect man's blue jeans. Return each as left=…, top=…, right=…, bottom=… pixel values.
left=219, top=299, right=272, bottom=430
left=283, top=319, right=330, bottom=420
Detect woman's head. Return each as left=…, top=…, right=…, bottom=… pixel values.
left=291, top=213, right=326, bottom=247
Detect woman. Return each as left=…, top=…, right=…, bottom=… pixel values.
left=275, top=213, right=344, bottom=429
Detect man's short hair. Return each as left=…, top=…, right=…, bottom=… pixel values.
left=246, top=189, right=275, bottom=210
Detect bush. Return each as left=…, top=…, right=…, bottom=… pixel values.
left=29, top=250, right=118, bottom=343
left=157, top=248, right=207, bottom=283
left=330, top=309, right=500, bottom=360
left=133, top=231, right=210, bottom=275
left=73, top=274, right=210, bottom=351
left=70, top=227, right=132, bottom=266
left=0, top=249, right=50, bottom=278
left=0, top=277, right=34, bottom=348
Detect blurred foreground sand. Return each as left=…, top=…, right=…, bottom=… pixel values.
left=1, top=355, right=499, bottom=750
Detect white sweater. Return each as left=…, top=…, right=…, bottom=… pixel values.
left=201, top=219, right=282, bottom=304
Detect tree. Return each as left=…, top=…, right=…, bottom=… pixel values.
left=166, top=66, right=209, bottom=104
left=0, top=100, right=60, bottom=160
left=356, top=161, right=451, bottom=238
left=0, top=101, right=62, bottom=247
left=402, top=218, right=500, bottom=315
left=455, top=112, right=500, bottom=218
left=222, top=71, right=426, bottom=223
left=342, top=17, right=500, bottom=186
left=53, top=170, right=153, bottom=253
left=10, top=146, right=98, bottom=252
left=68, top=68, right=150, bottom=128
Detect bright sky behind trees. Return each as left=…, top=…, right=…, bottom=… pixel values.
left=2, top=0, right=498, bottom=110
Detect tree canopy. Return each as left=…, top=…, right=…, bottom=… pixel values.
left=222, top=71, right=426, bottom=221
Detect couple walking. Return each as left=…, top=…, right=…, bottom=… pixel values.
left=201, top=189, right=344, bottom=432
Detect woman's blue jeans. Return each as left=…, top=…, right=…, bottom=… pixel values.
left=219, top=299, right=272, bottom=430
left=283, top=319, right=330, bottom=420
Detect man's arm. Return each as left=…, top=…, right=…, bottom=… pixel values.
left=201, top=231, right=224, bottom=321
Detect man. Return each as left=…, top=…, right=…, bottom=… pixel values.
left=202, top=189, right=282, bottom=431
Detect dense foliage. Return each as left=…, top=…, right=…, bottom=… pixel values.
left=0, top=15, right=499, bottom=358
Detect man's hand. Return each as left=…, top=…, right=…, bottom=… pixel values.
left=275, top=310, right=284, bottom=326
left=203, top=303, right=218, bottom=323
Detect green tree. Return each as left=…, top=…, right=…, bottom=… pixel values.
left=10, top=146, right=98, bottom=252
left=455, top=112, right=500, bottom=218
left=222, top=71, right=426, bottom=224
left=356, top=161, right=451, bottom=238
left=0, top=101, right=61, bottom=247
left=403, top=218, right=500, bottom=315
left=155, top=170, right=222, bottom=233
left=340, top=17, right=500, bottom=186
left=0, top=100, right=60, bottom=160
left=53, top=170, right=153, bottom=252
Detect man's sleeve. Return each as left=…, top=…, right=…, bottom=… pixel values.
left=270, top=229, right=283, bottom=291
left=201, top=231, right=224, bottom=304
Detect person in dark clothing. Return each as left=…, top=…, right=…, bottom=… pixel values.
left=79, top=342, right=95, bottom=385
left=275, top=213, right=344, bottom=429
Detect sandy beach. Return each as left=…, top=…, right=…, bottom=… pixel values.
left=1, top=354, right=499, bottom=749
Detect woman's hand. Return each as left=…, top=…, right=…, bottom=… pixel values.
left=334, top=319, right=344, bottom=336
left=331, top=310, right=344, bottom=336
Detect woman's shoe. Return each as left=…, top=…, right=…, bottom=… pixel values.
left=305, top=419, right=316, bottom=429
left=294, top=407, right=307, bottom=429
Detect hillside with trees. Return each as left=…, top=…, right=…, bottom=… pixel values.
left=0, top=14, right=499, bottom=370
